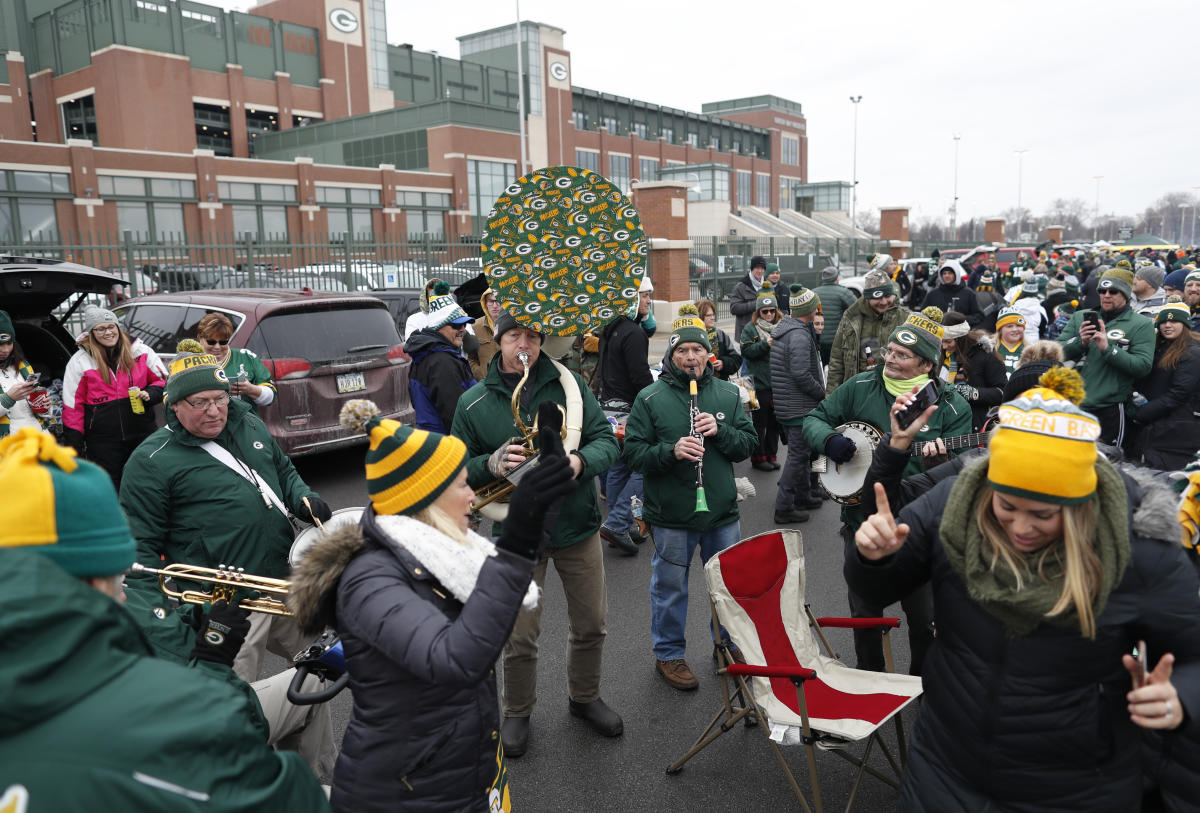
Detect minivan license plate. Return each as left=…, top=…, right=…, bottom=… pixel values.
left=336, top=372, right=366, bottom=393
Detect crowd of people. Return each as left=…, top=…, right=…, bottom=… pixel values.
left=3, top=240, right=1200, bottom=811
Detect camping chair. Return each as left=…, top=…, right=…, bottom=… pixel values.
left=666, top=529, right=922, bottom=813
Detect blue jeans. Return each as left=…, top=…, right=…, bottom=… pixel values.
left=604, top=457, right=643, bottom=534
left=650, top=521, right=741, bottom=661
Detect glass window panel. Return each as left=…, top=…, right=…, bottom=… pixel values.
left=327, top=208, right=348, bottom=236
left=13, top=172, right=53, bottom=193
left=51, top=173, right=70, bottom=194
left=260, top=184, right=288, bottom=201
left=0, top=173, right=6, bottom=192
left=217, top=182, right=232, bottom=199
left=152, top=203, right=185, bottom=238
left=227, top=182, right=255, bottom=200
left=0, top=201, right=12, bottom=240
left=98, top=176, right=114, bottom=196
left=319, top=187, right=346, bottom=204
left=117, top=201, right=151, bottom=235
left=232, top=204, right=258, bottom=235
left=349, top=188, right=378, bottom=205
left=260, top=206, right=287, bottom=237
left=350, top=208, right=373, bottom=236
left=431, top=193, right=450, bottom=208
left=402, top=191, right=423, bottom=207
left=122, top=303, right=186, bottom=353
left=179, top=180, right=195, bottom=198
left=18, top=199, right=58, bottom=237
left=113, top=177, right=146, bottom=196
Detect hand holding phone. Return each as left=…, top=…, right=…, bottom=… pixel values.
left=1133, top=640, right=1148, bottom=689
left=26, top=372, right=41, bottom=385
left=894, top=381, right=938, bottom=430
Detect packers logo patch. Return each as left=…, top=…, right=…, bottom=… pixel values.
left=253, top=441, right=264, bottom=450
left=214, top=369, right=229, bottom=383
left=153, top=607, right=166, bottom=620
left=205, top=629, right=226, bottom=646
left=669, top=334, right=681, bottom=347
left=869, top=289, right=886, bottom=299
left=1107, top=328, right=1125, bottom=341
left=895, top=329, right=918, bottom=346
left=716, top=411, right=726, bottom=420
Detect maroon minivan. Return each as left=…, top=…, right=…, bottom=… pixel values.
left=114, top=289, right=413, bottom=457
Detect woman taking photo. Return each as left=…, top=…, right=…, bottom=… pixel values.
left=695, top=298, right=740, bottom=381
left=850, top=369, right=1200, bottom=811
left=62, top=305, right=166, bottom=488
left=739, top=290, right=782, bottom=471
left=1130, top=298, right=1200, bottom=470
left=939, top=311, right=1006, bottom=431
left=195, top=312, right=276, bottom=415
left=290, top=399, right=576, bottom=812
left=0, top=309, right=45, bottom=437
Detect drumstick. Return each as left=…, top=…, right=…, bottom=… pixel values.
left=302, top=497, right=325, bottom=532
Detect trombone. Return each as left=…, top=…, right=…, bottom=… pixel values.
left=129, top=562, right=292, bottom=617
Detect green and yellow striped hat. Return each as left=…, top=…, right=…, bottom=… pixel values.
left=340, top=400, right=466, bottom=516
left=0, top=428, right=136, bottom=577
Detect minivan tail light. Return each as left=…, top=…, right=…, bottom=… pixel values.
left=264, top=358, right=312, bottom=379
left=387, top=344, right=409, bottom=364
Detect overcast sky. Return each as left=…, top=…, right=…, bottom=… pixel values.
left=224, top=0, right=1199, bottom=225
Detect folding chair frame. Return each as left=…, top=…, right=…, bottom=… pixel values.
left=665, top=600, right=911, bottom=813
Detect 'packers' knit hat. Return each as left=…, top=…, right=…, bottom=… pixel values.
left=340, top=399, right=466, bottom=516
left=1157, top=299, right=1192, bottom=327
left=669, top=304, right=711, bottom=352
left=789, top=284, right=820, bottom=317
left=0, top=429, right=135, bottom=577
left=988, top=367, right=1099, bottom=505
left=165, top=339, right=230, bottom=404
left=887, top=312, right=944, bottom=365
left=0, top=309, right=13, bottom=343
left=862, top=269, right=896, bottom=300
left=755, top=289, right=778, bottom=312
left=1098, top=267, right=1135, bottom=300
left=995, top=307, right=1027, bottom=331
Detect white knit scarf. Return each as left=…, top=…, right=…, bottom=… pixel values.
left=374, top=515, right=541, bottom=611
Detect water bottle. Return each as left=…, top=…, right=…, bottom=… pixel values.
left=630, top=495, right=643, bottom=520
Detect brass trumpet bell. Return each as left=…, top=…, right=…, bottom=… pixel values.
left=129, top=562, right=292, bottom=617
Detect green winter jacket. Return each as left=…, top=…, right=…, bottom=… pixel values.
left=622, top=359, right=757, bottom=530
left=1057, top=306, right=1155, bottom=409
left=221, top=347, right=276, bottom=416
left=0, top=550, right=329, bottom=813
left=120, top=398, right=319, bottom=580
left=451, top=351, right=619, bottom=548
left=739, top=319, right=777, bottom=390
left=802, top=366, right=973, bottom=528
left=812, top=283, right=859, bottom=349
left=825, top=296, right=911, bottom=395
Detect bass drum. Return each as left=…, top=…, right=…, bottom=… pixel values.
left=815, top=422, right=882, bottom=506
left=289, top=507, right=365, bottom=567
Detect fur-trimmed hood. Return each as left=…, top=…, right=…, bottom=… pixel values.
left=289, top=523, right=364, bottom=635
left=1117, top=462, right=1186, bottom=545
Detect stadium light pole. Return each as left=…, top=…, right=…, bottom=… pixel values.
left=849, top=95, right=862, bottom=268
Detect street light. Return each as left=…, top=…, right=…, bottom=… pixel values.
left=1092, top=175, right=1104, bottom=241
left=849, top=95, right=862, bottom=268
left=1013, top=148, right=1029, bottom=238
left=950, top=133, right=961, bottom=241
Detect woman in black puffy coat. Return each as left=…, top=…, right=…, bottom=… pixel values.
left=939, top=312, right=1007, bottom=431
left=1131, top=301, right=1200, bottom=470
left=849, top=369, right=1200, bottom=812
left=290, top=400, right=574, bottom=813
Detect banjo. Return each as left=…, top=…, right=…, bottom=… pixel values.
left=812, top=421, right=990, bottom=506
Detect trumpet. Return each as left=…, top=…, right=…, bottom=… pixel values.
left=129, top=562, right=292, bottom=617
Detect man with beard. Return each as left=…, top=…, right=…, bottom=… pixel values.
left=1184, top=270, right=1200, bottom=330
left=1057, top=268, right=1155, bottom=447
left=825, top=269, right=911, bottom=394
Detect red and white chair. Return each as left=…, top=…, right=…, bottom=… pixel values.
left=666, top=529, right=922, bottom=813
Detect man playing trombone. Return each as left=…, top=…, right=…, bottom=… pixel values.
left=622, top=307, right=757, bottom=691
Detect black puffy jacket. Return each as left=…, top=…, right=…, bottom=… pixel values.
left=1133, top=337, right=1200, bottom=471
left=598, top=314, right=653, bottom=405
left=846, top=462, right=1200, bottom=811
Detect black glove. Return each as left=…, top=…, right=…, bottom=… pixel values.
left=495, top=401, right=577, bottom=560
left=825, top=433, right=857, bottom=464
left=62, top=427, right=85, bottom=455
left=189, top=600, right=252, bottom=668
left=304, top=496, right=332, bottom=523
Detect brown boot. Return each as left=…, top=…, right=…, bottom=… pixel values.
left=656, top=658, right=699, bottom=691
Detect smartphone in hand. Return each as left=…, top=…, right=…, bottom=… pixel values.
left=895, top=381, right=937, bottom=430
left=26, top=372, right=41, bottom=385
left=1133, top=640, right=1148, bottom=689
left=1083, top=310, right=1102, bottom=330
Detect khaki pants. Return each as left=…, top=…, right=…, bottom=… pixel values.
left=502, top=533, right=607, bottom=717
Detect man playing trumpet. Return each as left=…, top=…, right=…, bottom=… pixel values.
left=451, top=311, right=623, bottom=757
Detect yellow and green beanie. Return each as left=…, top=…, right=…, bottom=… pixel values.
left=670, top=304, right=711, bottom=351
left=995, top=307, right=1026, bottom=331
left=0, top=428, right=136, bottom=577
left=755, top=286, right=778, bottom=312
left=165, top=339, right=230, bottom=404
left=1157, top=299, right=1192, bottom=327
left=339, top=399, right=466, bottom=516
left=789, top=284, right=820, bottom=317
left=1098, top=267, right=1135, bottom=299
left=988, top=367, right=1099, bottom=505
left=888, top=312, right=945, bottom=364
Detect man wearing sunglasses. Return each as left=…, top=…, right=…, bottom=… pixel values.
left=195, top=312, right=276, bottom=415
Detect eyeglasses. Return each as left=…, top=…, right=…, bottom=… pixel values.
left=184, top=394, right=231, bottom=411
left=759, top=309, right=777, bottom=315
left=92, top=325, right=119, bottom=335
left=202, top=337, right=230, bottom=346
left=883, top=347, right=916, bottom=362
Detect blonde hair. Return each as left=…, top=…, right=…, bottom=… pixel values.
left=412, top=503, right=467, bottom=544
left=974, top=484, right=1101, bottom=637
left=78, top=330, right=135, bottom=386
left=1017, top=340, right=1065, bottom=366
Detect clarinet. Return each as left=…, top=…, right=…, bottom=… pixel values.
left=689, top=372, right=710, bottom=513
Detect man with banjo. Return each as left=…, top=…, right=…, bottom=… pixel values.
left=803, top=312, right=972, bottom=675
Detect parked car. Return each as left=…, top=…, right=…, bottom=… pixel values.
left=364, top=288, right=425, bottom=336
left=689, top=252, right=837, bottom=302
left=113, top=289, right=413, bottom=456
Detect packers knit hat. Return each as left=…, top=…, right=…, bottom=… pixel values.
left=789, top=284, right=820, bottom=317
left=755, top=288, right=778, bottom=312
left=870, top=253, right=892, bottom=272
left=493, top=311, right=543, bottom=345
left=1098, top=267, right=1135, bottom=299
left=1157, top=298, right=1192, bottom=327
left=863, top=269, right=896, bottom=300
left=995, top=307, right=1027, bottom=331
left=670, top=304, right=711, bottom=351
left=79, top=304, right=119, bottom=341
left=426, top=281, right=474, bottom=331
left=340, top=399, right=466, bottom=516
left=1115, top=259, right=1133, bottom=271
left=888, top=312, right=945, bottom=364
left=0, top=309, right=13, bottom=343
left=1187, top=270, right=1200, bottom=286
left=921, top=306, right=945, bottom=323
left=165, top=339, right=229, bottom=404
left=0, top=428, right=135, bottom=577
left=988, top=367, right=1099, bottom=505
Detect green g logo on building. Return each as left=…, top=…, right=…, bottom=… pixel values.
left=329, top=7, right=359, bottom=33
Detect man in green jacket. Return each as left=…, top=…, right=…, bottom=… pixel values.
left=0, top=429, right=329, bottom=812
left=812, top=266, right=859, bottom=366
left=451, top=312, right=622, bottom=756
left=825, top=269, right=911, bottom=395
left=119, top=346, right=331, bottom=686
left=804, top=313, right=973, bottom=675
left=623, top=311, right=757, bottom=691
left=1057, top=268, right=1156, bottom=448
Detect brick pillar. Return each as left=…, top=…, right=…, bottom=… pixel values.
left=985, top=218, right=1006, bottom=244
left=1045, top=224, right=1063, bottom=244
left=1, top=54, right=33, bottom=141
left=194, top=149, right=223, bottom=238
left=275, top=72, right=294, bottom=130
left=226, top=65, right=248, bottom=158
left=879, top=206, right=911, bottom=260
left=631, top=180, right=690, bottom=322
left=28, top=70, right=60, bottom=144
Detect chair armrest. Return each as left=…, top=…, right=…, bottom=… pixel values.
left=726, top=664, right=816, bottom=681
left=816, top=616, right=900, bottom=630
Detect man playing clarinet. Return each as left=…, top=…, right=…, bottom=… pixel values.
left=623, top=306, right=757, bottom=691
